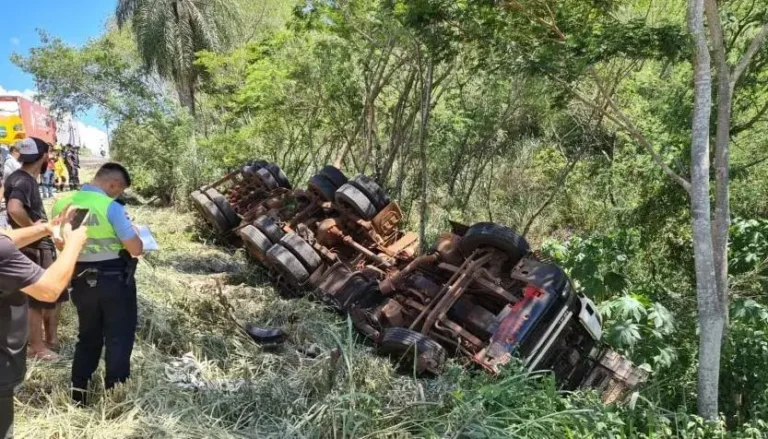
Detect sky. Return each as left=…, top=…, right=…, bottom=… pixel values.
left=0, top=0, right=115, bottom=145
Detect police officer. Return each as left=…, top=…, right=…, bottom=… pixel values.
left=51, top=163, right=143, bottom=405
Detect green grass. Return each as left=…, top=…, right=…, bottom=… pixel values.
left=14, top=204, right=768, bottom=438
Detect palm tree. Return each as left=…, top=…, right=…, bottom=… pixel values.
left=116, top=0, right=233, bottom=116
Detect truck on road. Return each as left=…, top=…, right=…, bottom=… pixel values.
left=0, top=95, right=57, bottom=146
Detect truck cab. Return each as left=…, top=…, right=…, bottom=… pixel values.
left=0, top=115, right=25, bottom=144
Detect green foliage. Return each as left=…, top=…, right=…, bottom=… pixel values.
left=721, top=299, right=768, bottom=427
left=116, top=0, right=239, bottom=111
left=110, top=109, right=219, bottom=203
left=544, top=232, right=678, bottom=371
left=11, top=29, right=156, bottom=120
left=730, top=218, right=768, bottom=275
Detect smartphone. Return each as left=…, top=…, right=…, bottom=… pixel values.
left=71, top=208, right=91, bottom=230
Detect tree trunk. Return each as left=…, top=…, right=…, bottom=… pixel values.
left=177, top=77, right=196, bottom=118
left=704, top=0, right=731, bottom=331
left=418, top=61, right=434, bottom=253
left=689, top=0, right=724, bottom=421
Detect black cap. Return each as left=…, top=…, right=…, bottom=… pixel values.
left=16, top=137, right=50, bottom=163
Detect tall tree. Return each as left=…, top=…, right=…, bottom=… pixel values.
left=115, top=0, right=235, bottom=116
left=704, top=0, right=768, bottom=329
left=687, top=0, right=721, bottom=420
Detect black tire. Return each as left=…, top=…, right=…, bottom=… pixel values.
left=266, top=244, right=310, bottom=286
left=335, top=183, right=377, bottom=220
left=279, top=232, right=322, bottom=272
left=378, top=328, right=447, bottom=374
left=190, top=190, right=230, bottom=233
left=205, top=188, right=241, bottom=228
left=243, top=161, right=267, bottom=176
left=308, top=175, right=337, bottom=201
left=349, top=174, right=390, bottom=211
left=319, top=165, right=348, bottom=188
left=266, top=163, right=292, bottom=189
left=254, top=215, right=285, bottom=243
left=255, top=168, right=279, bottom=191
left=240, top=225, right=273, bottom=261
left=459, top=222, right=530, bottom=265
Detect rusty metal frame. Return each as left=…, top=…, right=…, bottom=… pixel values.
left=194, top=162, right=649, bottom=403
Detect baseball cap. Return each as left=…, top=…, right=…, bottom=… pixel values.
left=16, top=137, right=50, bottom=163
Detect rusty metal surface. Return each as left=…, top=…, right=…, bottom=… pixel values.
left=193, top=162, right=649, bottom=403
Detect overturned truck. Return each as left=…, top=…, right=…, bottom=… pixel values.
left=190, top=162, right=648, bottom=403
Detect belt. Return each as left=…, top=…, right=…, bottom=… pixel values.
left=76, top=268, right=125, bottom=278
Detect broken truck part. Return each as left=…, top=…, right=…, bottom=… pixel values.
left=192, top=161, right=649, bottom=403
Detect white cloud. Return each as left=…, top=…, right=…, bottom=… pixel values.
left=10, top=37, right=20, bottom=46
left=0, top=85, right=36, bottom=101
left=79, top=122, right=109, bottom=155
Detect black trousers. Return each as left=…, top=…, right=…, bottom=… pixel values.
left=0, top=389, right=12, bottom=439
left=69, top=167, right=80, bottom=190
left=70, top=272, right=137, bottom=391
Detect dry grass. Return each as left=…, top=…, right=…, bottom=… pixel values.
left=15, top=196, right=757, bottom=438
left=15, top=206, right=467, bottom=438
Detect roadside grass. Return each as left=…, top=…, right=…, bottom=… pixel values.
left=13, top=206, right=456, bottom=438
left=13, top=202, right=765, bottom=438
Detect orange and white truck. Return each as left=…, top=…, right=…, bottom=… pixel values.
left=0, top=95, right=57, bottom=146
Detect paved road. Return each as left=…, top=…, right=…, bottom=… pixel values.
left=80, top=155, right=108, bottom=171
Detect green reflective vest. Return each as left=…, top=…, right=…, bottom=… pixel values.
left=52, top=190, right=124, bottom=262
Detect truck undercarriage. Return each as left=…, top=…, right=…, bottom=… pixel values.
left=190, top=162, right=648, bottom=403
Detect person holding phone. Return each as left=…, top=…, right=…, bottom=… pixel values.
left=0, top=208, right=88, bottom=438
left=51, top=163, right=143, bottom=406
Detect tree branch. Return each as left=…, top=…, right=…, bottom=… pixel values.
left=731, top=154, right=768, bottom=176
left=731, top=97, right=768, bottom=135
left=731, top=22, right=768, bottom=92
left=586, top=68, right=692, bottom=193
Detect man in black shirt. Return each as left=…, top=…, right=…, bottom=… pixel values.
left=0, top=213, right=87, bottom=438
left=3, top=137, right=64, bottom=360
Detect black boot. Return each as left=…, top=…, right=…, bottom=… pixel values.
left=71, top=387, right=88, bottom=407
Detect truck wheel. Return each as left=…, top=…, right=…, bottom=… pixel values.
left=240, top=225, right=273, bottom=262
left=459, top=222, right=530, bottom=265
left=279, top=232, right=322, bottom=272
left=267, top=244, right=310, bottom=286
left=319, top=165, right=348, bottom=188
left=255, top=168, right=279, bottom=191
left=254, top=215, right=285, bottom=243
left=308, top=175, right=337, bottom=201
left=204, top=188, right=241, bottom=229
left=349, top=174, right=390, bottom=211
left=190, top=190, right=230, bottom=233
left=378, top=328, right=446, bottom=375
left=266, top=163, right=292, bottom=189
left=335, top=183, right=377, bottom=220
